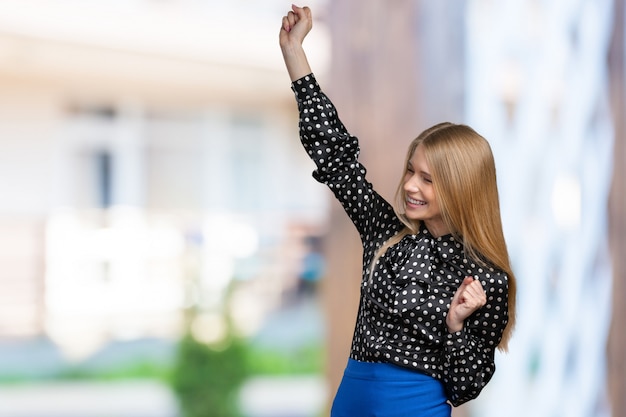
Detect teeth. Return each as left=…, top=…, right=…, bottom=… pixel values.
left=407, top=197, right=425, bottom=205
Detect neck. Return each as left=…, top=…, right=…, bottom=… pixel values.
left=424, top=221, right=450, bottom=238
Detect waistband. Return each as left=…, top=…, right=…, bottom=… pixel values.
left=343, top=358, right=438, bottom=382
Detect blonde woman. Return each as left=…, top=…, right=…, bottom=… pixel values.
left=280, top=5, right=516, bottom=416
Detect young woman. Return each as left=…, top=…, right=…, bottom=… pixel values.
left=280, top=5, right=516, bottom=416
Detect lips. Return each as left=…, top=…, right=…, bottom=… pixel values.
left=407, top=196, right=426, bottom=206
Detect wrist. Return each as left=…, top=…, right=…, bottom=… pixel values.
left=281, top=46, right=312, bottom=82
left=446, top=316, right=464, bottom=333
left=280, top=40, right=304, bottom=56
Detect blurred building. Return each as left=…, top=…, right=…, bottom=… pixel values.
left=0, top=0, right=330, bottom=359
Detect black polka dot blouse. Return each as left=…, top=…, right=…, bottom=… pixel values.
left=292, top=74, right=509, bottom=407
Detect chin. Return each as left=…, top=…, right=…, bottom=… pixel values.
left=404, top=212, right=423, bottom=221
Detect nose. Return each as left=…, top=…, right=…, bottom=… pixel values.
left=404, top=174, right=420, bottom=193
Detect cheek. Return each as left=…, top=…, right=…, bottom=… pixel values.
left=423, top=185, right=437, bottom=200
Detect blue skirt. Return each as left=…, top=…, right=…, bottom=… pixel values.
left=330, top=358, right=451, bottom=417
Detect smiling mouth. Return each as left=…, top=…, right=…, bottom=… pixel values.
left=407, top=197, right=426, bottom=206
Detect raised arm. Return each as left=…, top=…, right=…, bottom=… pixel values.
left=281, top=6, right=399, bottom=246
left=279, top=5, right=313, bottom=82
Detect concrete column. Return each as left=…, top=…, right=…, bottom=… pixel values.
left=608, top=0, right=626, bottom=416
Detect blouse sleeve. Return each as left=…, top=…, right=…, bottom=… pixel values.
left=441, top=272, right=509, bottom=406
left=291, top=74, right=398, bottom=242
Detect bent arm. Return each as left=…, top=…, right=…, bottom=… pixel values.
left=442, top=273, right=509, bottom=406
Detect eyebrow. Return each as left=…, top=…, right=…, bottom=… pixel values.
left=407, top=159, right=432, bottom=176
left=408, top=162, right=426, bottom=172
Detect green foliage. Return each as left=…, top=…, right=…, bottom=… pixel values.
left=58, top=360, right=171, bottom=381
left=0, top=359, right=172, bottom=385
left=245, top=343, right=324, bottom=376
left=170, top=334, right=249, bottom=417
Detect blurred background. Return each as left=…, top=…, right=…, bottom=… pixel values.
left=0, top=1, right=623, bottom=417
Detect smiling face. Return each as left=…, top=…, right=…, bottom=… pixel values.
left=403, top=144, right=449, bottom=237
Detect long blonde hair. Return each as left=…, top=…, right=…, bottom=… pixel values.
left=375, top=122, right=516, bottom=351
